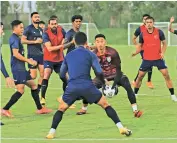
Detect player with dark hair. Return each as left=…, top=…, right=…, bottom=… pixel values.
left=0, top=22, right=15, bottom=125
left=64, top=15, right=83, bottom=54
left=1, top=20, right=52, bottom=118
left=132, top=14, right=154, bottom=89
left=21, top=12, right=44, bottom=94
left=40, top=18, right=67, bottom=106
left=169, top=16, right=177, bottom=35
left=50, top=15, right=58, bottom=20
left=39, top=21, right=46, bottom=32
left=77, top=34, right=142, bottom=117
left=132, top=16, right=177, bottom=102
left=46, top=32, right=132, bottom=139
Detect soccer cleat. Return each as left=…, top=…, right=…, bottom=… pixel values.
left=146, top=81, right=154, bottom=89
left=131, top=81, right=136, bottom=87
left=76, top=109, right=87, bottom=115
left=1, top=109, right=14, bottom=118
left=36, top=107, right=52, bottom=114
left=171, top=95, right=177, bottom=102
left=46, top=133, right=55, bottom=139
left=40, top=98, right=46, bottom=106
left=134, top=110, right=143, bottom=118
left=0, top=122, right=4, bottom=126
left=119, top=127, right=132, bottom=136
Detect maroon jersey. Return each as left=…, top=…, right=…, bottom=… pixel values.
left=94, top=46, right=121, bottom=80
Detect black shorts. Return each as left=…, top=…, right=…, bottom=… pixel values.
left=62, top=81, right=102, bottom=106
left=28, top=54, right=43, bottom=69
left=140, top=59, right=167, bottom=72
left=44, top=61, right=62, bottom=73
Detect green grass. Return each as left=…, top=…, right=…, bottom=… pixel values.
left=1, top=44, right=177, bottom=143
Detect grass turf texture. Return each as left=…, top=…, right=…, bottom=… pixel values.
left=1, top=44, right=177, bottom=143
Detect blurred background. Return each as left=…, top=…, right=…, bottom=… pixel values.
left=1, top=1, right=177, bottom=45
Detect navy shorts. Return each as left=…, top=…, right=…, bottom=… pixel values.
left=44, top=61, right=62, bottom=73
left=139, top=59, right=167, bottom=72
left=62, top=81, right=102, bottom=106
left=12, top=70, right=32, bottom=85
left=28, top=55, right=43, bottom=69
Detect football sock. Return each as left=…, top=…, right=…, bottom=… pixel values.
left=134, top=72, right=139, bottom=82
left=3, top=91, right=22, bottom=110
left=169, top=88, right=174, bottom=95
left=147, top=68, right=152, bottom=82
left=132, top=104, right=138, bottom=112
left=37, top=84, right=42, bottom=94
left=31, top=89, right=42, bottom=110
left=116, top=122, right=123, bottom=129
left=41, top=79, right=48, bottom=99
left=105, top=106, right=121, bottom=124
left=134, top=88, right=139, bottom=94
left=82, top=106, right=87, bottom=111
left=51, top=110, right=64, bottom=129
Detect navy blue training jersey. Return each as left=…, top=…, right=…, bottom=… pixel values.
left=65, top=29, right=77, bottom=54
left=23, top=24, right=43, bottom=56
left=60, top=46, right=102, bottom=82
left=9, top=33, right=26, bottom=72
left=1, top=55, right=9, bottom=78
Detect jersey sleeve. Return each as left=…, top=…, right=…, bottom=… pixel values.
left=10, top=37, right=20, bottom=49
left=0, top=55, right=9, bottom=78
left=42, top=32, right=50, bottom=43
left=159, top=29, right=165, bottom=41
left=91, top=53, right=102, bottom=74
left=139, top=33, right=144, bottom=43
left=174, top=30, right=177, bottom=35
left=134, top=27, right=141, bottom=37
left=23, top=26, right=29, bottom=37
left=65, top=32, right=73, bottom=43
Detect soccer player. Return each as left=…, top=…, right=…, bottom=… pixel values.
left=169, top=16, right=177, bottom=35
left=65, top=15, right=83, bottom=54
left=40, top=18, right=67, bottom=106
left=1, top=20, right=52, bottom=118
left=39, top=21, right=46, bottom=32
left=132, top=14, right=154, bottom=89
left=0, top=22, right=14, bottom=125
left=77, top=34, right=142, bottom=117
left=21, top=12, right=44, bottom=94
left=132, top=16, right=177, bottom=102
left=46, top=32, right=132, bottom=139
left=0, top=22, right=15, bottom=88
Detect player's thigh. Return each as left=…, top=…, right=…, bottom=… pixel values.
left=43, top=61, right=53, bottom=79
left=26, top=80, right=37, bottom=90
left=139, top=60, right=152, bottom=76
left=155, top=59, right=167, bottom=71
left=119, top=75, right=132, bottom=90
left=29, top=69, right=37, bottom=79
left=97, top=95, right=110, bottom=109
left=92, top=77, right=103, bottom=89
left=38, top=64, right=44, bottom=78
left=16, top=84, right=25, bottom=94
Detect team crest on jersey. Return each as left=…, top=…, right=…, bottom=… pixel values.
left=154, top=35, right=158, bottom=39
left=106, top=56, right=111, bottom=62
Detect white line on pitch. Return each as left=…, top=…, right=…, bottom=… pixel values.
left=1, top=137, right=177, bottom=141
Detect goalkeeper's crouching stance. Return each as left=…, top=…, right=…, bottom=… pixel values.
left=77, top=34, right=143, bottom=118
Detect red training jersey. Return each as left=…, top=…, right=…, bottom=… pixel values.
left=43, top=26, right=64, bottom=62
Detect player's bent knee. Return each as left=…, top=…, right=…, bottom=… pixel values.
left=17, top=89, right=25, bottom=95
left=97, top=96, right=110, bottom=109
left=58, top=101, right=69, bottom=112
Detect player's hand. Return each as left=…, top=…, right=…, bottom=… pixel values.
left=5, top=77, right=15, bottom=88
left=35, top=38, right=43, bottom=44
left=105, top=79, right=110, bottom=86
left=27, top=58, right=37, bottom=66
left=131, top=52, right=137, bottom=57
left=160, top=53, right=164, bottom=59
left=170, top=16, right=175, bottom=23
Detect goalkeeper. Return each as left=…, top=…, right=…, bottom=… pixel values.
left=77, top=34, right=142, bottom=118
